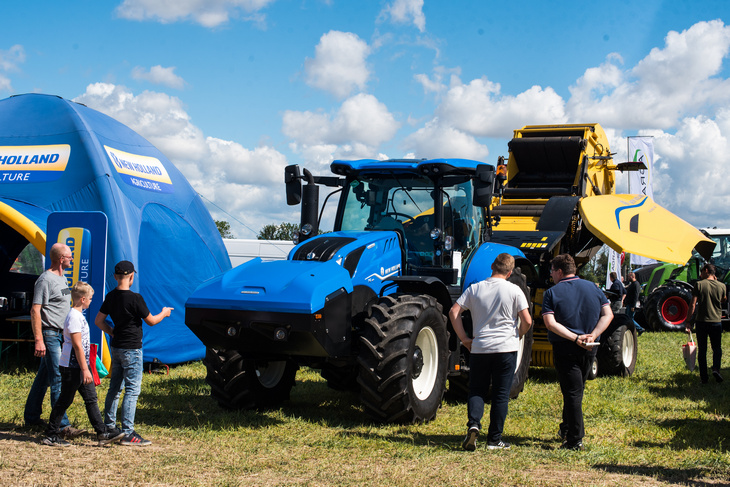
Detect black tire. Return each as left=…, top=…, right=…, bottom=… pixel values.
left=645, top=282, right=693, bottom=332
left=596, top=315, right=638, bottom=377
left=204, top=348, right=298, bottom=410
left=586, top=355, right=599, bottom=380
left=357, top=294, right=449, bottom=424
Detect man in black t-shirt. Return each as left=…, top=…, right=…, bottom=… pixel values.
left=95, top=260, right=172, bottom=446
left=624, top=272, right=645, bottom=334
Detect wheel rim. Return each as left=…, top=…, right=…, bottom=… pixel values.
left=255, top=361, right=287, bottom=389
left=621, top=328, right=635, bottom=367
left=661, top=296, right=688, bottom=324
left=590, top=357, right=598, bottom=376
left=412, top=326, right=438, bottom=400
left=514, top=331, right=525, bottom=375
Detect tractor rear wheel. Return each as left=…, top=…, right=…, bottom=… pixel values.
left=357, top=294, right=449, bottom=423
left=645, top=282, right=693, bottom=331
left=597, top=315, right=638, bottom=377
left=205, top=348, right=298, bottom=410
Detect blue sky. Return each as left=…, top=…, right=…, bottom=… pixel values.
left=3, top=0, right=730, bottom=237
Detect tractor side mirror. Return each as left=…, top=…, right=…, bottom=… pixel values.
left=285, top=165, right=302, bottom=206
left=472, top=164, right=495, bottom=207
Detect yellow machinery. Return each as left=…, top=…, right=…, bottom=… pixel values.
left=487, top=124, right=712, bottom=374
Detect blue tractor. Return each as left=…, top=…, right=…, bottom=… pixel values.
left=185, top=158, right=536, bottom=423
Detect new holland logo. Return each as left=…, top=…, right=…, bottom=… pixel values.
left=104, top=146, right=173, bottom=194
left=0, top=144, right=71, bottom=183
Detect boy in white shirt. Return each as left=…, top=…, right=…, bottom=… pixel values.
left=41, top=282, right=125, bottom=447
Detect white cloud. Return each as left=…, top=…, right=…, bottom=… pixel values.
left=379, top=0, right=426, bottom=33
left=283, top=93, right=400, bottom=164
left=115, top=0, right=275, bottom=28
left=304, top=31, right=371, bottom=99
left=132, top=65, right=186, bottom=89
left=73, top=83, right=289, bottom=236
left=402, top=118, right=488, bottom=160
left=567, top=20, right=730, bottom=129
left=0, top=44, right=25, bottom=92
left=434, top=76, right=566, bottom=139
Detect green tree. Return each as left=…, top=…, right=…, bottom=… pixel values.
left=578, top=247, right=609, bottom=286
left=258, top=222, right=300, bottom=240
left=215, top=220, right=235, bottom=239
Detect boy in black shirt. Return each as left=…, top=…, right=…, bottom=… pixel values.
left=95, top=261, right=172, bottom=446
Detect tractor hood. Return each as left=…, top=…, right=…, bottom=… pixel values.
left=185, top=258, right=354, bottom=314
left=579, top=194, right=715, bottom=265
left=185, top=230, right=404, bottom=315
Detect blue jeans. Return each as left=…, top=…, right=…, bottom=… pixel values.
left=24, top=328, right=70, bottom=428
left=104, top=347, right=143, bottom=435
left=625, top=307, right=645, bottom=333
left=467, top=351, right=517, bottom=443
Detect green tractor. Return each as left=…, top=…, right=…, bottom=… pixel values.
left=640, top=228, right=730, bottom=331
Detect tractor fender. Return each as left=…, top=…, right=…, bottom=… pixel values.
left=462, top=242, right=528, bottom=288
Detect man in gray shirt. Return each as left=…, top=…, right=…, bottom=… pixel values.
left=23, top=243, right=85, bottom=438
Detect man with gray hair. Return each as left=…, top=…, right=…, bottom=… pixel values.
left=24, top=243, right=85, bottom=439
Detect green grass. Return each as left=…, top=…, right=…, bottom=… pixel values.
left=1, top=332, right=729, bottom=486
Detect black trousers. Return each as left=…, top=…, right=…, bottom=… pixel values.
left=46, top=366, right=105, bottom=436
left=695, top=322, right=723, bottom=381
left=552, top=342, right=595, bottom=445
left=467, top=352, right=517, bottom=443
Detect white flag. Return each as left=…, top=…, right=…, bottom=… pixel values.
left=628, top=137, right=656, bottom=266
left=606, top=247, right=623, bottom=289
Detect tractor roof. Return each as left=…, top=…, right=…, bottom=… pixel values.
left=330, top=158, right=491, bottom=178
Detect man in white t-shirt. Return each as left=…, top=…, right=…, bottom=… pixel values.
left=449, top=253, right=532, bottom=451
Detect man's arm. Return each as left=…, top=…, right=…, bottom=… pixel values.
left=144, top=307, right=173, bottom=327
left=517, top=308, right=532, bottom=338
left=587, top=304, right=614, bottom=342
left=31, top=303, right=45, bottom=357
left=448, top=302, right=472, bottom=351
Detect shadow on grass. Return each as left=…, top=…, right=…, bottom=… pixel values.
left=0, top=421, right=46, bottom=444
left=138, top=372, right=371, bottom=430
left=593, top=463, right=730, bottom=486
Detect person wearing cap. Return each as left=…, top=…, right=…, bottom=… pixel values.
left=95, top=260, right=173, bottom=446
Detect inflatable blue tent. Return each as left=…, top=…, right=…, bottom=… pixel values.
left=0, top=93, right=231, bottom=363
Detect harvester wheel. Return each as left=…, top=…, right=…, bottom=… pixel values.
left=357, top=294, right=449, bottom=423
left=596, top=315, right=637, bottom=377
left=204, top=348, right=298, bottom=410
left=645, top=282, right=693, bottom=331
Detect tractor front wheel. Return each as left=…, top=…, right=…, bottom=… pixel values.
left=645, top=282, right=693, bottom=331
left=205, top=348, right=298, bottom=410
left=357, top=294, right=449, bottom=423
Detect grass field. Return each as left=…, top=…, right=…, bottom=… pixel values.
left=1, top=331, right=729, bottom=486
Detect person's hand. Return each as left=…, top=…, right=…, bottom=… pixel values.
left=34, top=341, right=46, bottom=358
left=461, top=337, right=473, bottom=352
left=82, top=369, right=93, bottom=385
left=162, top=307, right=173, bottom=317
left=576, top=334, right=596, bottom=350
left=685, top=324, right=692, bottom=334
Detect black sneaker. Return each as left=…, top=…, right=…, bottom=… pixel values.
left=25, top=419, right=47, bottom=429
left=487, top=440, right=511, bottom=450
left=41, top=435, right=71, bottom=447
left=462, top=427, right=479, bottom=452
left=61, top=425, right=87, bottom=439
left=560, top=440, right=584, bottom=451
left=97, top=428, right=125, bottom=446
left=713, top=370, right=724, bottom=383
left=121, top=431, right=152, bottom=446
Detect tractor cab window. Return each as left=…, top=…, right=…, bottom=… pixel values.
left=339, top=174, right=481, bottom=267
left=708, top=233, right=730, bottom=270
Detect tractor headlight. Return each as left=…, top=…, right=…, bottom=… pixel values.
left=444, top=236, right=454, bottom=251
left=301, top=223, right=313, bottom=236
left=430, top=227, right=442, bottom=240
